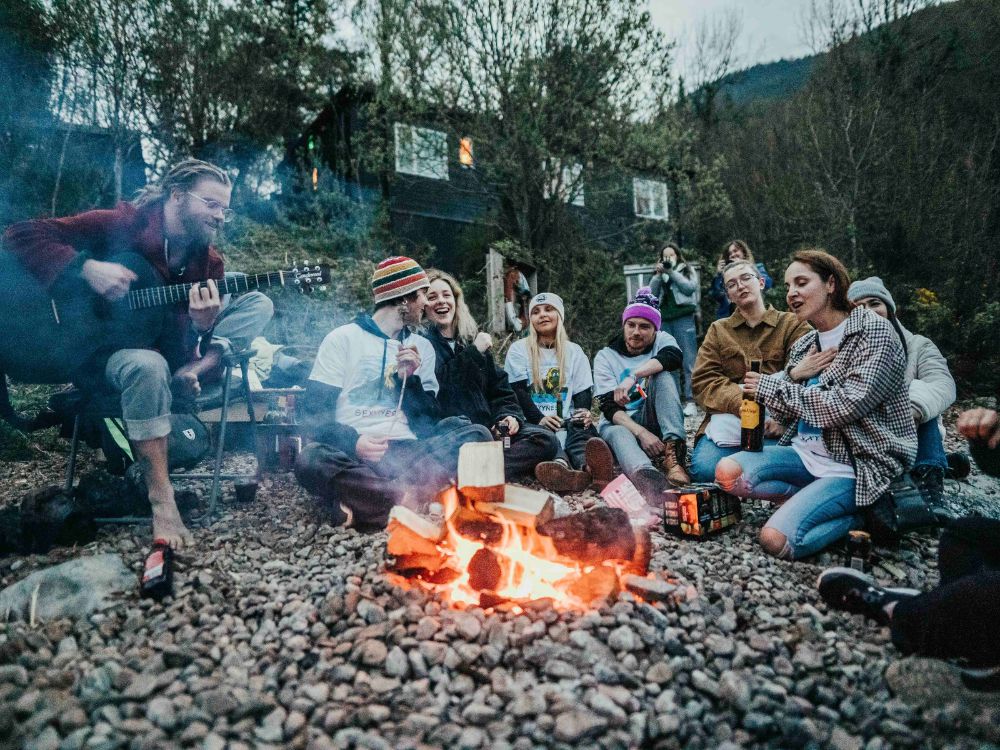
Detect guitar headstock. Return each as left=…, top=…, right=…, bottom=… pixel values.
left=288, top=261, right=331, bottom=294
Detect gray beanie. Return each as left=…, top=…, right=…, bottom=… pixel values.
left=848, top=276, right=896, bottom=314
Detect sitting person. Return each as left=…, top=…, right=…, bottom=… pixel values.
left=295, top=257, right=492, bottom=529
left=715, top=250, right=917, bottom=560
left=423, top=270, right=558, bottom=479
left=594, top=288, right=690, bottom=504
left=689, top=260, right=811, bottom=482
left=817, top=407, right=1000, bottom=687
left=709, top=239, right=773, bottom=320
left=848, top=277, right=957, bottom=494
left=2, top=158, right=273, bottom=548
left=503, top=293, right=614, bottom=493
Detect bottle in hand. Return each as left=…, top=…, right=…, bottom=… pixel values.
left=740, top=359, right=764, bottom=452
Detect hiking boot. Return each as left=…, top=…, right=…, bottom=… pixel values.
left=945, top=451, right=971, bottom=480
left=584, top=438, right=615, bottom=490
left=662, top=439, right=691, bottom=486
left=911, top=465, right=945, bottom=507
left=631, top=467, right=668, bottom=506
left=535, top=460, right=592, bottom=494
left=816, top=567, right=920, bottom=625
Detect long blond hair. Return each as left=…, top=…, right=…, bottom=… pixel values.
left=134, top=158, right=231, bottom=208
left=425, top=269, right=479, bottom=342
left=527, top=311, right=569, bottom=395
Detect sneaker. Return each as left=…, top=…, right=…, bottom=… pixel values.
left=816, top=567, right=920, bottom=625
left=662, top=439, right=692, bottom=486
left=535, top=460, right=592, bottom=494
left=683, top=401, right=699, bottom=418
left=631, top=467, right=668, bottom=506
left=584, top=438, right=615, bottom=490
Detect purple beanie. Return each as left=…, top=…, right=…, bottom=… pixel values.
left=622, top=286, right=661, bottom=329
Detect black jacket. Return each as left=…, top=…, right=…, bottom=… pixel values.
left=425, top=327, right=523, bottom=429
left=299, top=314, right=441, bottom=458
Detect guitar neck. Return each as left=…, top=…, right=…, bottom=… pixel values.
left=128, top=272, right=286, bottom=310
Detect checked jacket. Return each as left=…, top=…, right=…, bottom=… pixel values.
left=755, top=305, right=917, bottom=507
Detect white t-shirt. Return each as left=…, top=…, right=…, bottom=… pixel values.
left=309, top=322, right=438, bottom=441
left=503, top=339, right=592, bottom=420
left=592, top=331, right=679, bottom=421
left=791, top=318, right=855, bottom=478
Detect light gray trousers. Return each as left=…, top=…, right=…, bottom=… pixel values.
left=106, top=286, right=273, bottom=440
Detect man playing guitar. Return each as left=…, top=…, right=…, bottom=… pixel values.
left=3, top=158, right=273, bottom=548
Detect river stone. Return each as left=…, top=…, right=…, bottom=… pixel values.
left=554, top=710, right=608, bottom=742
left=0, top=554, right=132, bottom=621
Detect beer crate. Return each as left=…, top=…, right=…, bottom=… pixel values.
left=663, top=483, right=742, bottom=537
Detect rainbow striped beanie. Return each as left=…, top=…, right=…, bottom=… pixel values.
left=372, top=256, right=430, bottom=303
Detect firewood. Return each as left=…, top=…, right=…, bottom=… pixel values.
left=451, top=505, right=504, bottom=545
left=387, top=552, right=450, bottom=573
left=622, top=574, right=679, bottom=603
left=468, top=548, right=503, bottom=591
left=627, top=523, right=652, bottom=575
left=386, top=506, right=444, bottom=558
left=536, top=507, right=636, bottom=565
left=475, top=484, right=555, bottom=528
left=457, top=441, right=505, bottom=504
left=566, top=564, right=621, bottom=604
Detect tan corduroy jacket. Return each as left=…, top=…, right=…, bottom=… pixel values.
left=691, top=305, right=812, bottom=441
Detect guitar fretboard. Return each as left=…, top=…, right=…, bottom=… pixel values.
left=127, top=272, right=285, bottom=310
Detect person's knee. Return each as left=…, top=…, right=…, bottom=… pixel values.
left=117, top=350, right=170, bottom=388
left=715, top=457, right=744, bottom=490
left=242, top=291, right=274, bottom=320
left=759, top=526, right=791, bottom=558
left=463, top=424, right=493, bottom=443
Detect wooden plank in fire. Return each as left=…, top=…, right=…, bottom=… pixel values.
left=474, top=484, right=556, bottom=529
left=457, top=441, right=505, bottom=504
left=386, top=505, right=445, bottom=558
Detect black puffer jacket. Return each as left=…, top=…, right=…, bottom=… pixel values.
left=425, top=327, right=523, bottom=429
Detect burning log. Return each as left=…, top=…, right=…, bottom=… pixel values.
left=467, top=548, right=502, bottom=591
left=386, top=506, right=444, bottom=558
left=457, top=441, right=505, bottom=504
left=451, top=505, right=504, bottom=545
left=566, top=565, right=621, bottom=603
left=537, top=507, right=637, bottom=565
left=474, top=485, right=555, bottom=528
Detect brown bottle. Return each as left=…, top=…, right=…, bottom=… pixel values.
left=740, top=360, right=764, bottom=452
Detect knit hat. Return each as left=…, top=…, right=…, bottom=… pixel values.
left=622, top=286, right=661, bottom=329
left=372, top=256, right=430, bottom=304
left=528, top=292, right=565, bottom=320
left=848, top=276, right=896, bottom=314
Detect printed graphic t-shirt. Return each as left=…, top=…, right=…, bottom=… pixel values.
left=503, top=339, right=593, bottom=420
left=309, top=323, right=438, bottom=441
left=791, top=318, right=855, bottom=478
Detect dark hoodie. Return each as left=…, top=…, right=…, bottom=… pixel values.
left=299, top=313, right=441, bottom=458
left=595, top=333, right=683, bottom=422
left=424, top=327, right=523, bottom=429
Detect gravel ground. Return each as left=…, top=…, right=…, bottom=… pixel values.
left=1, top=406, right=999, bottom=750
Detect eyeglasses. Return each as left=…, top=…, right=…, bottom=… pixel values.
left=725, top=273, right=759, bottom=291
left=187, top=192, right=235, bottom=222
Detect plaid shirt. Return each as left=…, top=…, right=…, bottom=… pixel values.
left=756, top=306, right=917, bottom=507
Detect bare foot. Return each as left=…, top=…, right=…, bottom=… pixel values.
left=150, top=489, right=194, bottom=549
left=171, top=371, right=201, bottom=401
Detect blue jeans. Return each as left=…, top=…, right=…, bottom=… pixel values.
left=662, top=314, right=697, bottom=402
left=599, top=370, right=685, bottom=479
left=690, top=435, right=779, bottom=483
left=717, top=445, right=859, bottom=559
left=915, top=417, right=947, bottom=470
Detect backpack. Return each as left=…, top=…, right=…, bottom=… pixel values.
left=101, top=413, right=211, bottom=475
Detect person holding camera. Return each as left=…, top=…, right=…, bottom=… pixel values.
left=649, top=243, right=700, bottom=417
left=422, top=270, right=558, bottom=480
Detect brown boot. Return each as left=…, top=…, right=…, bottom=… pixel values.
left=535, top=460, right=592, bottom=494
left=662, top=439, right=691, bottom=486
left=584, top=438, right=615, bottom=490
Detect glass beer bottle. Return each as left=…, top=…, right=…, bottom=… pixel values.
left=740, top=360, right=764, bottom=452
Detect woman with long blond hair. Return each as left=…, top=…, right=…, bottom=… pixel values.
left=423, top=270, right=558, bottom=479
left=503, top=293, right=615, bottom=494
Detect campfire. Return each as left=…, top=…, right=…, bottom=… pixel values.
left=385, top=442, right=681, bottom=610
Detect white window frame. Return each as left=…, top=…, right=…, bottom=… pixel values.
left=394, top=122, right=448, bottom=180
left=633, top=177, right=669, bottom=221
left=544, top=161, right=585, bottom=206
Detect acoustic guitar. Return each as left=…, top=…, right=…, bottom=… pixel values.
left=0, top=251, right=329, bottom=385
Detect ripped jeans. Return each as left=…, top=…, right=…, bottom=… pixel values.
left=717, top=445, right=859, bottom=559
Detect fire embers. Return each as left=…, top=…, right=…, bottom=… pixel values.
left=385, top=443, right=682, bottom=610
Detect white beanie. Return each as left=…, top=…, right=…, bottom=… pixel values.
left=528, top=292, right=565, bottom=320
